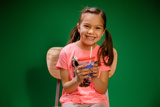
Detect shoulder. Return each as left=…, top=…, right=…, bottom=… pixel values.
left=93, top=44, right=100, bottom=52
left=113, top=48, right=117, bottom=54
left=63, top=43, right=75, bottom=50
left=60, top=43, right=76, bottom=55
left=95, top=44, right=100, bottom=48
left=113, top=48, right=118, bottom=59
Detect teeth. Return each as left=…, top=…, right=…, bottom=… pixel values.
left=87, top=37, right=94, bottom=39
left=86, top=35, right=95, bottom=39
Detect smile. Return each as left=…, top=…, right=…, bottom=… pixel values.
left=86, top=35, right=95, bottom=40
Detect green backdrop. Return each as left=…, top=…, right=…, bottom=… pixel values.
left=1, top=0, right=160, bottom=107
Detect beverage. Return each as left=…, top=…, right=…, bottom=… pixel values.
left=77, top=56, right=95, bottom=87
left=78, top=56, right=95, bottom=78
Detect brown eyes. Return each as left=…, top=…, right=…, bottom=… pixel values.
left=96, top=27, right=101, bottom=29
left=84, top=25, right=89, bottom=27
left=83, top=25, right=101, bottom=29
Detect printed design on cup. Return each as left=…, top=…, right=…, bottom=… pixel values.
left=72, top=56, right=79, bottom=78
left=72, top=56, right=95, bottom=87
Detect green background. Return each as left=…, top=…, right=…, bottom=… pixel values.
left=1, top=0, right=160, bottom=107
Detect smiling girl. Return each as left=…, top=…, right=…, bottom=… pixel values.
left=56, top=7, right=114, bottom=107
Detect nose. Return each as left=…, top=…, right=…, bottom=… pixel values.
left=88, top=28, right=94, bottom=34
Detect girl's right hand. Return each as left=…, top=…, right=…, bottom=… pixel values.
left=76, top=65, right=89, bottom=83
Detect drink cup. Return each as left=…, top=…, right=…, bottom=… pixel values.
left=78, top=56, right=95, bottom=78
left=77, top=56, right=95, bottom=87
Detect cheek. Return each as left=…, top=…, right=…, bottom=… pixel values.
left=100, top=30, right=105, bottom=36
left=98, top=32, right=104, bottom=37
left=80, top=28, right=87, bottom=35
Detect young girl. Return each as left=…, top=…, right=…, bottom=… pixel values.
left=56, top=7, right=114, bottom=107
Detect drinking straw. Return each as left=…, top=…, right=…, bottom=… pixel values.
left=90, top=47, right=93, bottom=58
left=89, top=46, right=93, bottom=79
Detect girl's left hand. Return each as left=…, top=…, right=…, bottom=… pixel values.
left=91, top=63, right=99, bottom=78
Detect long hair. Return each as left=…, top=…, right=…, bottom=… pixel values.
left=67, top=7, right=113, bottom=66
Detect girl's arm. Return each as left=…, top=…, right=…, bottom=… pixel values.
left=91, top=48, right=117, bottom=94
left=60, top=68, right=80, bottom=93
left=91, top=68, right=109, bottom=94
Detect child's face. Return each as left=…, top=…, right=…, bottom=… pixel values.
left=77, top=13, right=105, bottom=46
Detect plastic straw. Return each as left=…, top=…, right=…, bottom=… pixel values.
left=89, top=46, right=93, bottom=79
left=90, top=47, right=92, bottom=58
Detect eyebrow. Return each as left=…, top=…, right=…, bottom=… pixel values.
left=83, top=23, right=103, bottom=27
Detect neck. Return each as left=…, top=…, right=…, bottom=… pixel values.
left=75, top=41, right=96, bottom=51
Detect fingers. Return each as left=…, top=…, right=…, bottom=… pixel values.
left=76, top=73, right=89, bottom=83
left=77, top=65, right=86, bottom=70
left=76, top=65, right=90, bottom=82
left=91, top=64, right=99, bottom=77
left=93, top=63, right=98, bottom=67
left=76, top=64, right=99, bottom=81
left=77, top=68, right=90, bottom=77
left=77, top=65, right=89, bottom=76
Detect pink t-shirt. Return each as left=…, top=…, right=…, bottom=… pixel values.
left=56, top=43, right=111, bottom=107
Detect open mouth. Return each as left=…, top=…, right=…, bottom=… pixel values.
left=86, top=35, right=95, bottom=40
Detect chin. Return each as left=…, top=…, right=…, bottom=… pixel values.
left=83, top=41, right=95, bottom=46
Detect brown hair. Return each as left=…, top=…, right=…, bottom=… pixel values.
left=68, top=7, right=113, bottom=66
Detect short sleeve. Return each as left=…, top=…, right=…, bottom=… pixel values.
left=99, top=56, right=111, bottom=72
left=56, top=49, right=68, bottom=70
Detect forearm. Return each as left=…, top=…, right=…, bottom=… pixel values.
left=63, top=76, right=80, bottom=93
left=91, top=77, right=108, bottom=94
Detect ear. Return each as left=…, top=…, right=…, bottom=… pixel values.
left=77, top=23, right=80, bottom=33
